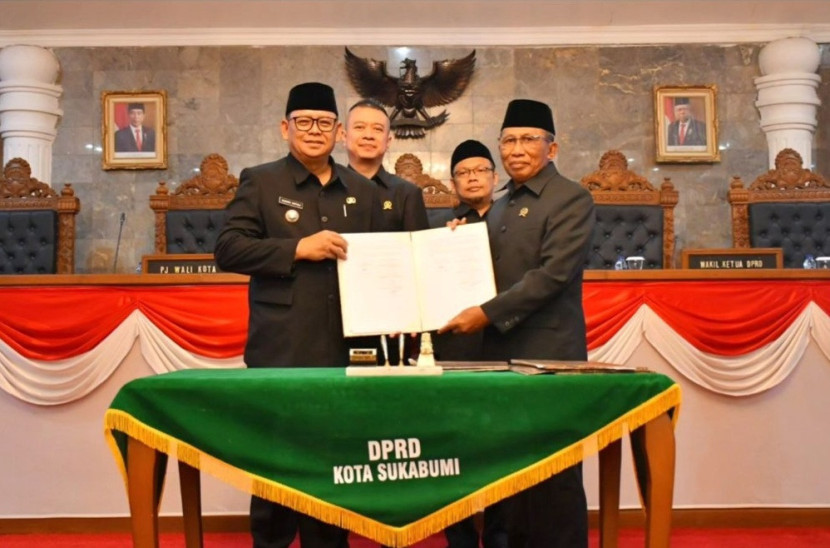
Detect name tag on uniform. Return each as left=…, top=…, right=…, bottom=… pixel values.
left=278, top=196, right=304, bottom=209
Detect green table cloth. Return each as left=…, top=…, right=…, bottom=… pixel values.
left=105, top=367, right=680, bottom=546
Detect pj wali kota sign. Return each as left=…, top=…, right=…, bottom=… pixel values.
left=141, top=253, right=222, bottom=274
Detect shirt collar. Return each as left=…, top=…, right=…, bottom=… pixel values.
left=498, top=163, right=556, bottom=197
left=372, top=165, right=391, bottom=188
left=453, top=202, right=476, bottom=218
left=347, top=163, right=390, bottom=189
left=288, top=153, right=346, bottom=190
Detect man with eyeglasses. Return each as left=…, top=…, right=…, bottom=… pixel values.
left=433, top=139, right=510, bottom=548
left=215, top=81, right=384, bottom=548
left=431, top=139, right=497, bottom=361
left=434, top=139, right=499, bottom=228
left=439, top=99, right=595, bottom=548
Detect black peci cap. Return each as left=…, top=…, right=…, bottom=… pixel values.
left=451, top=140, right=494, bottom=173
left=285, top=82, right=338, bottom=116
left=501, top=99, right=555, bottom=135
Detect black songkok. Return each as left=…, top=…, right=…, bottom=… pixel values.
left=285, top=82, right=338, bottom=116
left=451, top=140, right=494, bottom=172
left=501, top=99, right=555, bottom=135
left=127, top=102, right=145, bottom=112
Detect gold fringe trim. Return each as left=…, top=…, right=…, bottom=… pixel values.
left=103, top=384, right=681, bottom=547
left=103, top=412, right=129, bottom=493
left=395, top=384, right=683, bottom=546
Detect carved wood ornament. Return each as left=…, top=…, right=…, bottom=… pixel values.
left=580, top=150, right=679, bottom=268
left=394, top=153, right=459, bottom=209
left=728, top=148, right=830, bottom=248
left=0, top=158, right=80, bottom=273
left=150, top=153, right=239, bottom=253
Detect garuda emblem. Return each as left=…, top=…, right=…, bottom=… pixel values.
left=345, top=47, right=476, bottom=139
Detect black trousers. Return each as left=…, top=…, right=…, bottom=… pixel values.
left=250, top=496, right=349, bottom=548
left=503, top=464, right=588, bottom=548
left=445, top=465, right=586, bottom=548
left=444, top=500, right=509, bottom=548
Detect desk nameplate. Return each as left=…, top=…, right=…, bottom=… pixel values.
left=681, top=248, right=783, bottom=270
left=141, top=253, right=223, bottom=275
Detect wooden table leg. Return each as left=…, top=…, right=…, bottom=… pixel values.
left=127, top=437, right=166, bottom=548
left=598, top=438, right=622, bottom=548
left=179, top=460, right=204, bottom=548
left=630, top=412, right=676, bottom=548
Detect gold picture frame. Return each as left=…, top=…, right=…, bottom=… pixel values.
left=654, top=85, right=719, bottom=163
left=102, top=90, right=167, bottom=170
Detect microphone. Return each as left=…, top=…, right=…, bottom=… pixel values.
left=113, top=212, right=126, bottom=273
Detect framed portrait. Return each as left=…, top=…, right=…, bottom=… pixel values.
left=654, top=85, right=719, bottom=163
left=101, top=90, right=167, bottom=170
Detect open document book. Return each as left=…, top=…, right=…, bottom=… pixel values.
left=508, top=359, right=650, bottom=375
left=337, top=222, right=496, bottom=337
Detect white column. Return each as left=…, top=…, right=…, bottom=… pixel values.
left=754, top=37, right=821, bottom=169
left=0, top=44, right=63, bottom=185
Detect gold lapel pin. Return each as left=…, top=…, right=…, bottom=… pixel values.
left=383, top=200, right=393, bottom=210
left=346, top=197, right=357, bottom=204
left=519, top=207, right=529, bottom=217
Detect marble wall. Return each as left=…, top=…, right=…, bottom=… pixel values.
left=48, top=43, right=830, bottom=273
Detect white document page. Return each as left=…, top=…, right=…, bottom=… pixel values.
left=338, top=223, right=496, bottom=336
left=337, top=232, right=422, bottom=336
left=411, top=222, right=496, bottom=331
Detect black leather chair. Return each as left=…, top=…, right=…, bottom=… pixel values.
left=150, top=153, right=238, bottom=254
left=0, top=158, right=80, bottom=274
left=580, top=150, right=679, bottom=269
left=728, top=148, right=830, bottom=268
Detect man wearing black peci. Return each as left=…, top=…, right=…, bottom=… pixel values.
left=435, top=139, right=509, bottom=548
left=440, top=98, right=595, bottom=548
left=667, top=97, right=707, bottom=147
left=215, top=81, right=384, bottom=548
left=431, top=139, right=498, bottom=363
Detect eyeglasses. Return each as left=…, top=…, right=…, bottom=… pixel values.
left=453, top=166, right=494, bottom=179
left=498, top=134, right=550, bottom=150
left=290, top=116, right=337, bottom=132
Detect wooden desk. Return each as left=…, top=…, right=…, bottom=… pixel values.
left=2, top=267, right=830, bottom=287
left=105, top=368, right=679, bottom=548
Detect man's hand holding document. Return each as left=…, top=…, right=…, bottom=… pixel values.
left=337, top=222, right=496, bottom=337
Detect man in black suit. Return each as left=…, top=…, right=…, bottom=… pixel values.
left=435, top=139, right=510, bottom=548
left=343, top=98, right=428, bottom=365
left=431, top=139, right=498, bottom=362
left=344, top=98, right=428, bottom=233
left=667, top=97, right=707, bottom=147
left=214, top=82, right=383, bottom=548
left=440, top=99, right=595, bottom=548
left=114, top=102, right=156, bottom=152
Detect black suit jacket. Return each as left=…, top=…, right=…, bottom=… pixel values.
left=214, top=154, right=384, bottom=367
left=371, top=166, right=429, bottom=232
left=667, top=118, right=706, bottom=146
left=481, top=162, right=595, bottom=361
left=114, top=126, right=156, bottom=152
